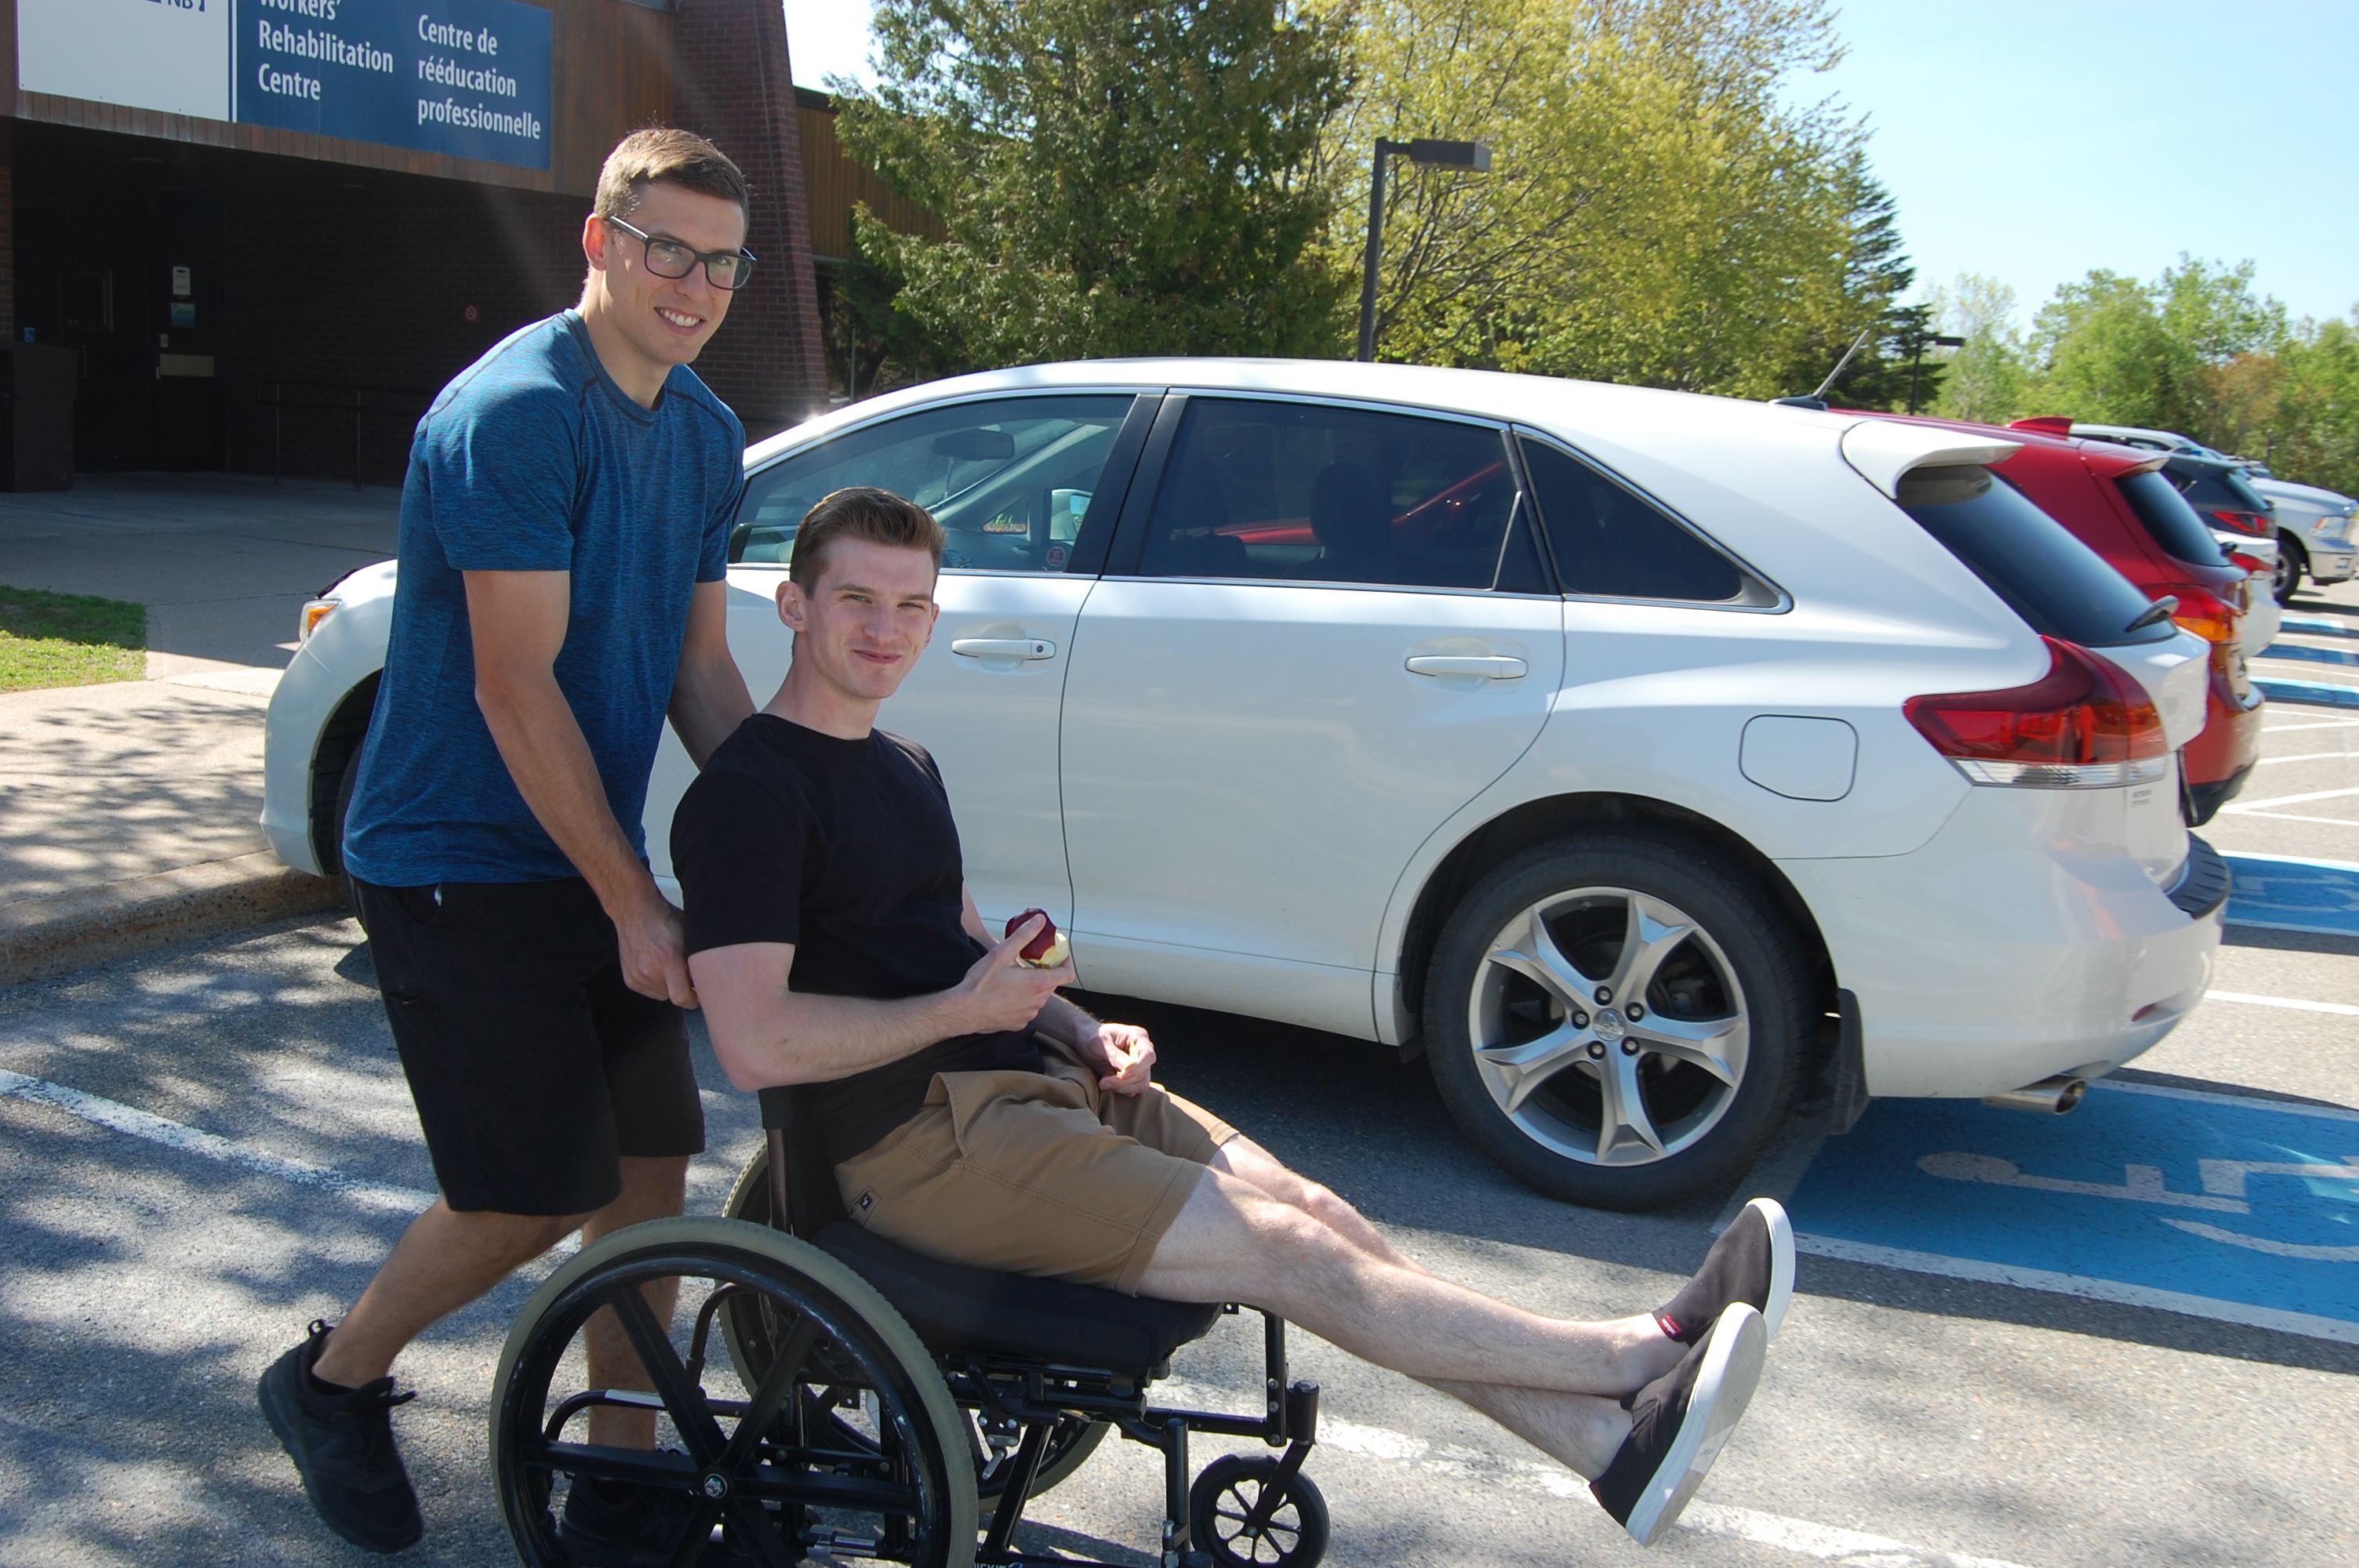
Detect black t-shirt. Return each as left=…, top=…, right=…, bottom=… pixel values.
left=671, top=714, right=1043, bottom=1163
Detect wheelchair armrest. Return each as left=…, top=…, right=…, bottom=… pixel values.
left=756, top=1084, right=851, bottom=1240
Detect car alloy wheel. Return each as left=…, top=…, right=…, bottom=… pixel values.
left=1473, top=885, right=1750, bottom=1167
left=1425, top=833, right=1808, bottom=1209
left=2272, top=542, right=2303, bottom=605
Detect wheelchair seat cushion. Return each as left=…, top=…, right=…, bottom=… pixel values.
left=817, top=1221, right=1223, bottom=1377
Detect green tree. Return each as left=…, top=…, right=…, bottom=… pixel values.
left=2271, top=315, right=2359, bottom=493
left=1323, top=0, right=1888, bottom=397
left=2029, top=270, right=2183, bottom=429
left=1927, top=272, right=2030, bottom=425
left=834, top=0, right=1355, bottom=370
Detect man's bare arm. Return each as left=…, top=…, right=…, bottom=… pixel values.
left=667, top=579, right=753, bottom=768
left=464, top=568, right=693, bottom=1007
left=956, top=890, right=1154, bottom=1093
left=692, top=923, right=1067, bottom=1092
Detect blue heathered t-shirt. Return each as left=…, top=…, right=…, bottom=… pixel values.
left=341, top=310, right=743, bottom=886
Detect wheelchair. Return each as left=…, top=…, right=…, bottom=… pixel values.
left=490, top=1085, right=1329, bottom=1568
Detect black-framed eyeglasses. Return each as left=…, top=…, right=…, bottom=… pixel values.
left=604, top=215, right=758, bottom=292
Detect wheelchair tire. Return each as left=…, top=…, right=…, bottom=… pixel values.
left=723, top=1145, right=1114, bottom=1503
left=490, top=1216, right=977, bottom=1568
left=1188, top=1454, right=1329, bottom=1568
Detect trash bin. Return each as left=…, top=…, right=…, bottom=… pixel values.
left=1, top=343, right=78, bottom=492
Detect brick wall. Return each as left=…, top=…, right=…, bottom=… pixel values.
left=669, top=0, right=830, bottom=440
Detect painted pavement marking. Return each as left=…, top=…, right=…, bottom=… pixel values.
left=0, top=1067, right=436, bottom=1213
left=1787, top=1081, right=2359, bottom=1346
left=2253, top=677, right=2359, bottom=709
left=1, top=1062, right=2052, bottom=1568
left=2259, top=642, right=2359, bottom=668
left=2221, top=853, right=2359, bottom=936
left=2206, top=989, right=2359, bottom=1017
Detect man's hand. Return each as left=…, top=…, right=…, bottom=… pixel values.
left=615, top=887, right=699, bottom=1008
left=949, top=915, right=1069, bottom=1036
left=1087, top=1022, right=1157, bottom=1095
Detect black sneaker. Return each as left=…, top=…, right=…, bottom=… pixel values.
left=256, top=1320, right=423, bottom=1553
left=558, top=1465, right=752, bottom=1566
left=1654, top=1196, right=1793, bottom=1345
left=1591, top=1301, right=1766, bottom=1546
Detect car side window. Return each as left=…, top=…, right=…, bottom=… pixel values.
left=1518, top=436, right=1757, bottom=603
left=1136, top=399, right=1518, bottom=590
left=731, top=395, right=1138, bottom=572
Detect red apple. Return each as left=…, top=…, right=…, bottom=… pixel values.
left=1004, top=909, right=1069, bottom=967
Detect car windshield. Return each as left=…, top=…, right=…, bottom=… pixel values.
left=1898, top=466, right=2175, bottom=647
left=2115, top=468, right=2229, bottom=567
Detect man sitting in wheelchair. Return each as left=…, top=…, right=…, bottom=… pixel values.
left=673, top=486, right=1794, bottom=1548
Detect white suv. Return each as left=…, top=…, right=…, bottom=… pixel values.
left=265, top=361, right=2225, bottom=1208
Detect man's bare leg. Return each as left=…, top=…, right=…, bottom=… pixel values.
left=1193, top=1142, right=1650, bottom=1474
left=314, top=1155, right=690, bottom=1448
left=580, top=1156, right=691, bottom=1447
left=1137, top=1168, right=1678, bottom=1396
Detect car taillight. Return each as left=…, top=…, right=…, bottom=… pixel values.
left=2227, top=550, right=2266, bottom=576
left=1905, top=638, right=2170, bottom=788
left=2166, top=589, right=2240, bottom=644
left=2209, top=509, right=2272, bottom=537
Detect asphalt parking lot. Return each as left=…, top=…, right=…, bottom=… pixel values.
left=1, top=585, right=2354, bottom=1568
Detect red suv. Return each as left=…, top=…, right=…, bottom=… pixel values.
left=1840, top=412, right=2262, bottom=822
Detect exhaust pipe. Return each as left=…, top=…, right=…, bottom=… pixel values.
left=1982, top=1076, right=2087, bottom=1114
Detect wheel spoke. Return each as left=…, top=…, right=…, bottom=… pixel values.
left=1478, top=1020, right=1590, bottom=1115
left=1630, top=1011, right=1747, bottom=1086
left=602, top=1283, right=728, bottom=1465
left=1608, top=895, right=1694, bottom=1005
left=717, top=1316, right=821, bottom=1479
left=1485, top=906, right=1600, bottom=1011
left=1595, top=1043, right=1666, bottom=1160
left=661, top=1497, right=726, bottom=1568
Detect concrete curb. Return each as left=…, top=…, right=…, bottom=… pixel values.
left=0, top=852, right=347, bottom=988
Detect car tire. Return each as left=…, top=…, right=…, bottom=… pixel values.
left=1423, top=833, right=1810, bottom=1210
left=2273, top=539, right=2305, bottom=605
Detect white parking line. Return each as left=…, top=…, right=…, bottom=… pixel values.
left=0, top=1067, right=434, bottom=1214
left=1165, top=1385, right=2047, bottom=1568
left=2223, top=784, right=2359, bottom=811
left=2206, top=989, right=2359, bottom=1017
left=2263, top=717, right=2359, bottom=732
left=8, top=1065, right=2048, bottom=1568
left=2250, top=751, right=2359, bottom=765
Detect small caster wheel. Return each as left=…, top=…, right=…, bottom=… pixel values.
left=1187, top=1454, right=1329, bottom=1568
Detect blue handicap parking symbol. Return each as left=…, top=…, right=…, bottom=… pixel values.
left=2224, top=855, right=2359, bottom=937
left=1788, top=1081, right=2359, bottom=1342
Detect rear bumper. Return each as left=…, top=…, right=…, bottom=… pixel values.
left=2186, top=761, right=2252, bottom=826
left=1782, top=793, right=2221, bottom=1101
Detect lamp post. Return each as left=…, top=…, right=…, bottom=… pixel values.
left=1906, top=332, right=1967, bottom=415
left=1357, top=136, right=1492, bottom=363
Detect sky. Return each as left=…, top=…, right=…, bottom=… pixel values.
left=780, top=1, right=2357, bottom=329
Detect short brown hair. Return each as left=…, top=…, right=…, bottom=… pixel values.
left=594, top=128, right=749, bottom=222
left=791, top=487, right=947, bottom=589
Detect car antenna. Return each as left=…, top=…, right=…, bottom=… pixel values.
left=1769, top=326, right=1875, bottom=411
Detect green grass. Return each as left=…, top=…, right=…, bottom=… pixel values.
left=0, top=585, right=146, bottom=692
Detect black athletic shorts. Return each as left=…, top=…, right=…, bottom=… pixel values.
left=352, top=875, right=705, bottom=1216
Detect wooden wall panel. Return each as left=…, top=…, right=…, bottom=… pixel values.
left=796, top=96, right=940, bottom=263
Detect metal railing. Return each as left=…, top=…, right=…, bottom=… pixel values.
left=257, top=381, right=432, bottom=487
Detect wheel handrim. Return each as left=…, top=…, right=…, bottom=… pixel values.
left=1467, top=884, right=1750, bottom=1167
left=495, top=1244, right=958, bottom=1566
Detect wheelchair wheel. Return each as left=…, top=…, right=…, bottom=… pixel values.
left=724, top=1146, right=1114, bottom=1504
left=1189, top=1454, right=1329, bottom=1568
left=490, top=1216, right=978, bottom=1568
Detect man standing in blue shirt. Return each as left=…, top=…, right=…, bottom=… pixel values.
left=258, top=129, right=761, bottom=1562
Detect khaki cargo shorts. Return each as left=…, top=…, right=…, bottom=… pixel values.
left=834, top=1041, right=1240, bottom=1295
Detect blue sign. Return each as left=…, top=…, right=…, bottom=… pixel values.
left=233, top=0, right=551, bottom=170
left=1788, top=1081, right=2359, bottom=1342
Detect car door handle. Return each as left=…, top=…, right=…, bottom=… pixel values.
left=1405, top=655, right=1527, bottom=679
left=952, top=638, right=1059, bottom=660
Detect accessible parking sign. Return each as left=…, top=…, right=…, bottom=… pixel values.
left=17, top=0, right=553, bottom=172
